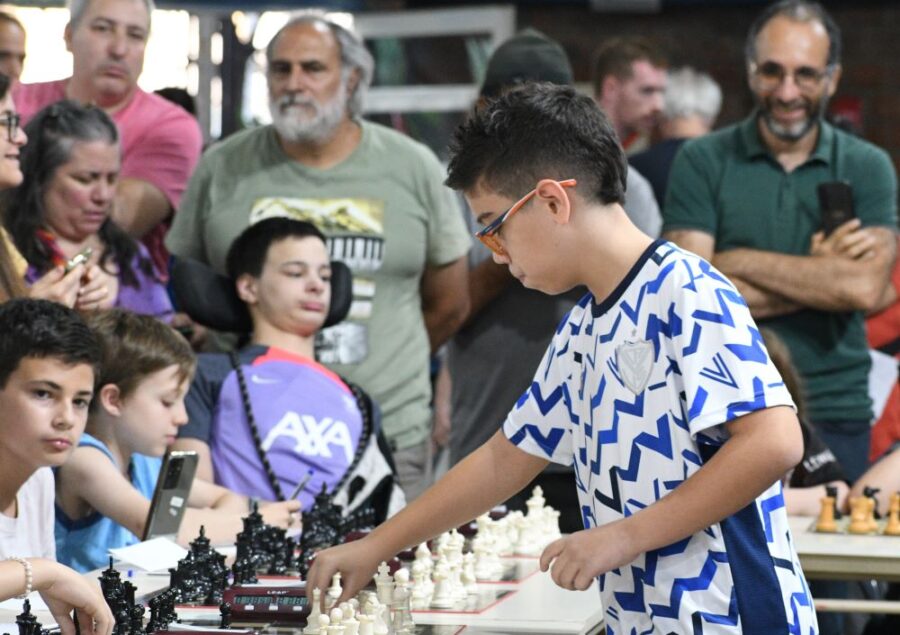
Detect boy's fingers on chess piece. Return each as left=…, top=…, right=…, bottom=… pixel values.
left=540, top=523, right=637, bottom=592
left=33, top=560, right=113, bottom=635
left=305, top=539, right=383, bottom=609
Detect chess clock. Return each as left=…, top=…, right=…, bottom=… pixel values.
left=222, top=586, right=312, bottom=623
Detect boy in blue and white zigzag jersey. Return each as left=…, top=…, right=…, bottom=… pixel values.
left=306, top=83, right=817, bottom=634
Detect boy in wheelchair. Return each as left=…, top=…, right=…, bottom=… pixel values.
left=172, top=218, right=404, bottom=523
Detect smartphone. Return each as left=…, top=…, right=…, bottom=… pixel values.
left=64, top=247, right=93, bottom=274
left=817, top=181, right=855, bottom=236
left=143, top=450, right=199, bottom=541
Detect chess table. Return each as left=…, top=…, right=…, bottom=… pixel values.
left=0, top=558, right=605, bottom=635
left=790, top=515, right=900, bottom=614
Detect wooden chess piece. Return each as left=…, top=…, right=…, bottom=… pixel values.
left=848, top=497, right=871, bottom=534
left=885, top=493, right=900, bottom=536
left=815, top=495, right=838, bottom=532
left=866, top=496, right=879, bottom=532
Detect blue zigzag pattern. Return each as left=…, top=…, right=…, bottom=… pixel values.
left=680, top=257, right=705, bottom=293
left=507, top=424, right=565, bottom=457
left=725, top=377, right=768, bottom=419
left=725, top=325, right=769, bottom=363
left=690, top=587, right=739, bottom=633
left=646, top=302, right=683, bottom=357
left=759, top=490, right=786, bottom=543
left=683, top=322, right=702, bottom=356
left=617, top=414, right=674, bottom=482
left=648, top=551, right=729, bottom=619
left=620, top=261, right=676, bottom=325
left=691, top=286, right=746, bottom=328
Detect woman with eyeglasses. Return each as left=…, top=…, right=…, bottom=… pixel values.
left=0, top=73, right=108, bottom=306
left=2, top=99, right=173, bottom=319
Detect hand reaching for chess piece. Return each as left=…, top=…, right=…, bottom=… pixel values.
left=1, top=558, right=113, bottom=635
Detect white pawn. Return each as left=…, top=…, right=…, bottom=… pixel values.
left=341, top=602, right=359, bottom=635
left=304, top=588, right=323, bottom=635
left=462, top=552, right=478, bottom=595
left=326, top=572, right=343, bottom=610
left=430, top=560, right=454, bottom=609
left=366, top=599, right=388, bottom=635
left=392, top=568, right=414, bottom=631
left=410, top=559, right=433, bottom=609
left=357, top=613, right=374, bottom=635
left=327, top=608, right=345, bottom=635
left=415, top=541, right=433, bottom=573
left=317, top=614, right=331, bottom=633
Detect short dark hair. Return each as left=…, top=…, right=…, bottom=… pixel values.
left=86, top=309, right=196, bottom=407
left=226, top=217, right=327, bottom=280
left=0, top=298, right=100, bottom=388
left=745, top=0, right=841, bottom=67
left=446, top=83, right=626, bottom=205
left=591, top=36, right=667, bottom=95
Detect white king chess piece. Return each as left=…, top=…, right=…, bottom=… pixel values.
left=616, top=337, right=654, bottom=395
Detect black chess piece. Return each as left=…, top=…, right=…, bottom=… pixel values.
left=863, top=485, right=882, bottom=518
left=825, top=484, right=842, bottom=520
left=16, top=599, right=41, bottom=635
left=218, top=602, right=232, bottom=629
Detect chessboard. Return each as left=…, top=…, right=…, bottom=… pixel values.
left=410, top=589, right=514, bottom=615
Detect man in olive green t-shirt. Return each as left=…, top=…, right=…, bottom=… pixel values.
left=663, top=1, right=896, bottom=482
left=167, top=13, right=471, bottom=502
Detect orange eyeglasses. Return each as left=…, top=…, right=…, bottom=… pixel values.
left=475, top=179, right=577, bottom=256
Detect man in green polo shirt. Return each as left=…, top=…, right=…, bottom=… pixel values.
left=663, top=0, right=897, bottom=484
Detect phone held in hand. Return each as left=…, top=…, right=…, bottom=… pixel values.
left=64, top=246, right=93, bottom=274
left=817, top=181, right=855, bottom=237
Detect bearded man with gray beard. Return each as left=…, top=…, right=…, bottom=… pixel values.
left=166, top=11, right=471, bottom=502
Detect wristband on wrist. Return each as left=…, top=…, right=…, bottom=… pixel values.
left=6, top=557, right=33, bottom=599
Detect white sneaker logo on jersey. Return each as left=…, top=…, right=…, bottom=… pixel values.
left=616, top=339, right=654, bottom=395
left=261, top=412, right=354, bottom=462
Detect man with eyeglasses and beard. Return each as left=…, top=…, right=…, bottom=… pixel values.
left=663, top=6, right=896, bottom=628
left=166, top=12, right=471, bottom=503
left=664, top=0, right=895, bottom=481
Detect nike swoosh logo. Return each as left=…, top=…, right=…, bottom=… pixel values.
left=250, top=374, right=280, bottom=385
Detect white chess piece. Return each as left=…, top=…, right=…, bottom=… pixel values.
left=392, top=568, right=415, bottom=632
left=357, top=613, right=374, bottom=635
left=326, top=608, right=345, bottom=635
left=341, top=601, right=359, bottom=635
left=410, top=559, right=433, bottom=609
left=327, top=572, right=343, bottom=610
left=430, top=560, right=454, bottom=609
left=415, top=542, right=433, bottom=574
left=462, top=552, right=478, bottom=595
left=374, top=561, right=394, bottom=607
left=304, top=588, right=323, bottom=635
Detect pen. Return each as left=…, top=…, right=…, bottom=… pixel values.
left=289, top=469, right=314, bottom=500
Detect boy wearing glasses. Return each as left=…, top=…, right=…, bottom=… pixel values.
left=307, top=82, right=817, bottom=634
left=663, top=0, right=896, bottom=487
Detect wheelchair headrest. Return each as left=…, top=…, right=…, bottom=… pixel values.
left=169, top=256, right=353, bottom=333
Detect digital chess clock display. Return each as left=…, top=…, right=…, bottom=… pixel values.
left=233, top=595, right=307, bottom=606
left=223, top=586, right=311, bottom=622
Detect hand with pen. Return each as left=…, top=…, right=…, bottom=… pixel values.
left=259, top=469, right=315, bottom=529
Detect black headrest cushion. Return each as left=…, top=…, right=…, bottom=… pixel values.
left=170, top=257, right=353, bottom=333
